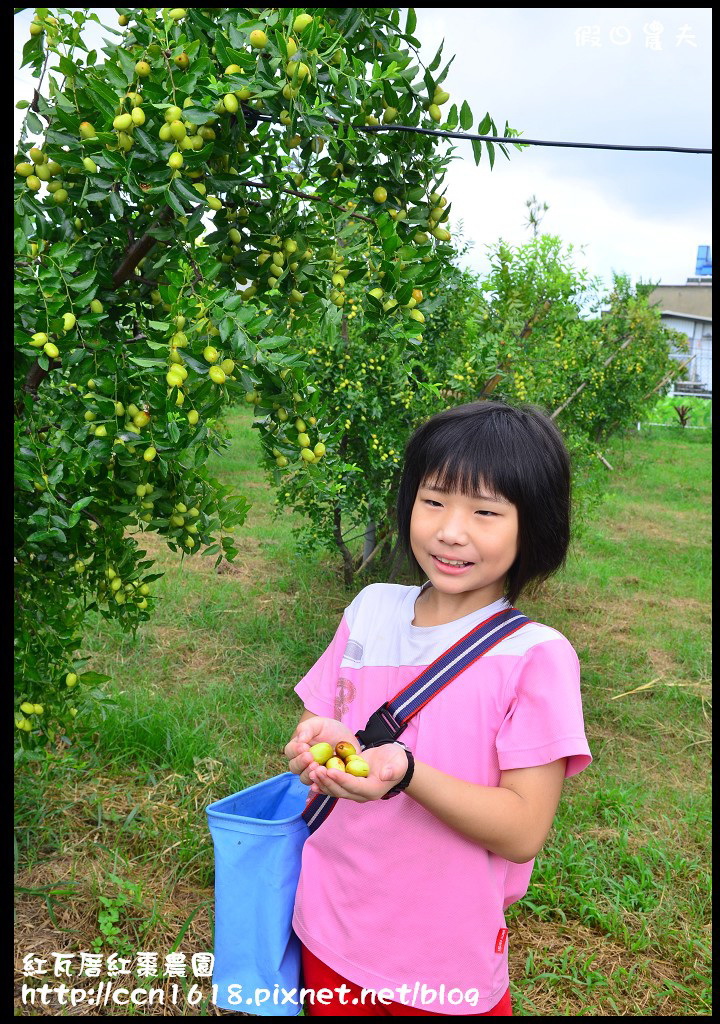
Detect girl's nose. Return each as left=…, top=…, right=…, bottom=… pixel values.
left=436, top=510, right=468, bottom=544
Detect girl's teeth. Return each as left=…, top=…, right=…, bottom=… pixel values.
left=436, top=556, right=468, bottom=566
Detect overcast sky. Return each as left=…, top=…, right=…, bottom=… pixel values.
left=409, top=8, right=712, bottom=293
left=14, top=8, right=712, bottom=295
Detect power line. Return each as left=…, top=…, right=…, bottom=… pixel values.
left=252, top=110, right=710, bottom=155
left=354, top=124, right=712, bottom=155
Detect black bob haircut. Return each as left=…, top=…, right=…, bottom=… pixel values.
left=396, top=400, right=571, bottom=607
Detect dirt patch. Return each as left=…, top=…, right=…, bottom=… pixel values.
left=557, top=586, right=710, bottom=649
left=647, top=595, right=712, bottom=618
left=507, top=916, right=705, bottom=1015
left=612, top=519, right=681, bottom=544
left=214, top=556, right=258, bottom=583
left=129, top=528, right=277, bottom=586
left=645, top=647, right=683, bottom=679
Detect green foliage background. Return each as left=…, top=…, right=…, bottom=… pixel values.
left=14, top=7, right=687, bottom=743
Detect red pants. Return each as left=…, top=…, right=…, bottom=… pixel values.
left=301, top=945, right=512, bottom=1016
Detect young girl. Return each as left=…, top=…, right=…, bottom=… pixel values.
left=284, top=400, right=592, bottom=1016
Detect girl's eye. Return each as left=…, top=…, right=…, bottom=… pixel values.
left=424, top=499, right=442, bottom=507
left=475, top=510, right=496, bottom=517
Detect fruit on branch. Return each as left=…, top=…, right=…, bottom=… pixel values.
left=249, top=29, right=268, bottom=48
left=293, top=13, right=313, bottom=34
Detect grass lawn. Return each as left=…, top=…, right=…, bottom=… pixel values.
left=14, top=409, right=711, bottom=1016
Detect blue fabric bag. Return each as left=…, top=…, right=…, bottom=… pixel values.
left=206, top=773, right=310, bottom=1016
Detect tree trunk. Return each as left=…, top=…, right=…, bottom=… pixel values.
left=362, top=520, right=376, bottom=562
left=333, top=506, right=355, bottom=588
left=387, top=539, right=407, bottom=583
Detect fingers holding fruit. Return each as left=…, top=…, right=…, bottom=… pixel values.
left=285, top=717, right=359, bottom=784
left=305, top=739, right=370, bottom=789
left=309, top=742, right=408, bottom=803
left=286, top=745, right=318, bottom=783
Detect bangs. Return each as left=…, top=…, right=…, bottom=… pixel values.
left=421, top=465, right=505, bottom=502
left=417, top=430, right=513, bottom=503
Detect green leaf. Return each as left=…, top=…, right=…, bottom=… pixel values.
left=57, top=55, right=78, bottom=77
left=70, top=270, right=97, bottom=292
left=70, top=496, right=95, bottom=512
left=115, top=46, right=137, bottom=84
left=108, top=192, right=124, bottom=219
left=427, top=40, right=444, bottom=74
left=167, top=420, right=180, bottom=444
left=26, top=111, right=43, bottom=135
left=27, top=528, right=67, bottom=544
left=128, top=356, right=168, bottom=367
left=212, top=33, right=245, bottom=72
left=487, top=141, right=496, bottom=170
left=459, top=100, right=473, bottom=131
left=181, top=107, right=216, bottom=125
left=171, top=178, right=202, bottom=207
left=165, top=189, right=186, bottom=217
left=21, top=34, right=43, bottom=71
left=433, top=55, right=455, bottom=87
left=186, top=203, right=206, bottom=233
left=257, top=335, right=291, bottom=350
left=405, top=8, right=417, bottom=35
left=133, top=127, right=161, bottom=157
left=478, top=113, right=493, bottom=136
left=79, top=672, right=112, bottom=686
left=84, top=76, right=120, bottom=118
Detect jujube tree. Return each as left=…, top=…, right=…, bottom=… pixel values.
left=14, top=7, right=515, bottom=743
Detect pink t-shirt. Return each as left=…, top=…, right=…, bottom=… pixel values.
left=293, top=583, right=591, bottom=1014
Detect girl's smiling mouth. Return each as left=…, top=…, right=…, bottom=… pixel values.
left=432, top=554, right=475, bottom=572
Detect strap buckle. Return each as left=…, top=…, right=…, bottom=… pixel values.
left=355, top=703, right=407, bottom=750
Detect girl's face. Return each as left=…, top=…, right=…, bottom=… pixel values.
left=410, top=478, right=520, bottom=616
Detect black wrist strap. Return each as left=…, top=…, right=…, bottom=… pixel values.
left=381, top=747, right=415, bottom=799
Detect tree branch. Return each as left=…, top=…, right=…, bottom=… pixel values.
left=387, top=537, right=406, bottom=584
left=113, top=205, right=174, bottom=287
left=29, top=48, right=51, bottom=115
left=15, top=357, right=62, bottom=418
left=333, top=433, right=355, bottom=587
left=241, top=180, right=373, bottom=223
left=519, top=299, right=552, bottom=340
left=57, top=492, right=102, bottom=528
left=478, top=373, right=502, bottom=399
left=355, top=540, right=381, bottom=574
left=550, top=333, right=633, bottom=420
left=333, top=505, right=355, bottom=588
left=178, top=241, right=203, bottom=285
left=641, top=357, right=692, bottom=401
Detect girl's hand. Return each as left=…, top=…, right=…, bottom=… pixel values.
left=308, top=743, right=409, bottom=803
left=284, top=716, right=359, bottom=785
